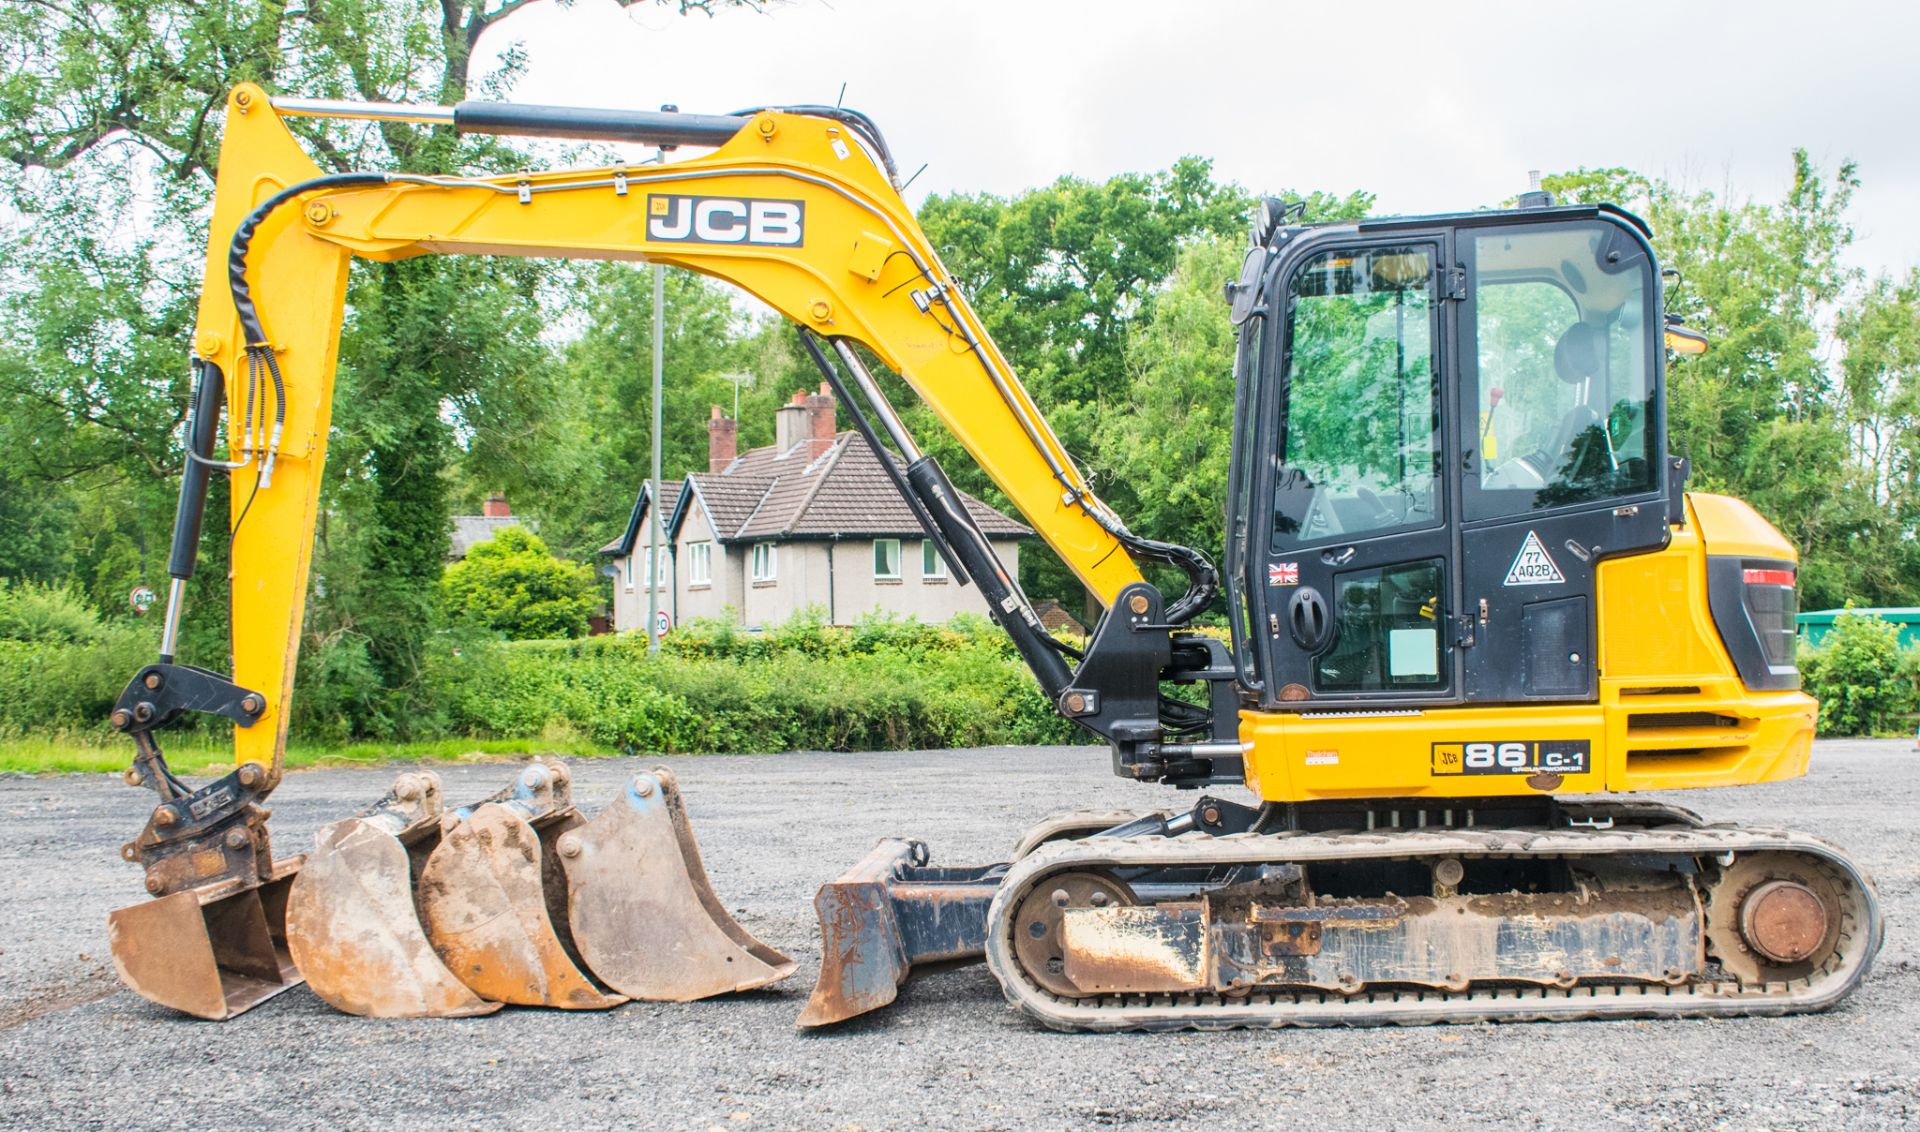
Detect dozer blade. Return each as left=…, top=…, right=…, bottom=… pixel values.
left=559, top=767, right=795, bottom=1001
left=417, top=763, right=625, bottom=1010
left=285, top=771, right=499, bottom=1018
left=798, top=838, right=1001, bottom=1028
left=107, top=858, right=303, bottom=1021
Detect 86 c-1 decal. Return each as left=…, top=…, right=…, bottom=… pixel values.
left=1432, top=740, right=1589, bottom=776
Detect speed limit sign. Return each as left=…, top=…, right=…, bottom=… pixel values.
left=654, top=610, right=672, bottom=639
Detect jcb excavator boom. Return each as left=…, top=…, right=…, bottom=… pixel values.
left=109, top=86, right=1880, bottom=1030
left=109, top=84, right=1221, bottom=1017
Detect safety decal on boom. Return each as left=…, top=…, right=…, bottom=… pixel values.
left=1503, top=530, right=1565, bottom=586
left=1431, top=740, right=1590, bottom=776
left=646, top=195, right=805, bottom=246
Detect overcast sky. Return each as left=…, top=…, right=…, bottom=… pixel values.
left=501, top=0, right=1917, bottom=277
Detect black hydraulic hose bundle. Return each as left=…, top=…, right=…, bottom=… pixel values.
left=159, top=171, right=394, bottom=645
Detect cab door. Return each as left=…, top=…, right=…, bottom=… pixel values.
left=1454, top=218, right=1670, bottom=702
left=1256, top=235, right=1463, bottom=705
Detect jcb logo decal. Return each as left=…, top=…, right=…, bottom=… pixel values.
left=1432, top=740, right=1590, bottom=776
left=646, top=194, right=805, bottom=246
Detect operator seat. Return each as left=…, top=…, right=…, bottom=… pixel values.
left=1541, top=322, right=1605, bottom=479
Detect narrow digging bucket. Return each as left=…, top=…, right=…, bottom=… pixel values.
left=107, top=858, right=304, bottom=1020
left=559, top=767, right=795, bottom=1001
left=284, top=772, right=499, bottom=1018
left=417, top=763, right=624, bottom=1010
left=798, top=839, right=1001, bottom=1028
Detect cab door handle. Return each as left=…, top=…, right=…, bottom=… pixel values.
left=1287, top=588, right=1333, bottom=651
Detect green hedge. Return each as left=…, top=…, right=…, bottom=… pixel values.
left=1798, top=610, right=1920, bottom=737
left=19, top=601, right=1920, bottom=747
left=429, top=613, right=1081, bottom=753
left=0, top=629, right=156, bottom=737
left=0, top=610, right=1084, bottom=753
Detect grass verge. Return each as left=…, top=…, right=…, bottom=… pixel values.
left=0, top=734, right=610, bottom=776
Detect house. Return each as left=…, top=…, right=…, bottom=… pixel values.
left=1032, top=598, right=1088, bottom=639
left=601, top=384, right=1032, bottom=631
left=450, top=492, right=533, bottom=560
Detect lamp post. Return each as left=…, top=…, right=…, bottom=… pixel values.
left=721, top=371, right=752, bottom=420
left=646, top=144, right=667, bottom=657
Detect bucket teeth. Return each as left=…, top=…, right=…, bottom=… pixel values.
left=560, top=766, right=795, bottom=1001
left=285, top=771, right=499, bottom=1017
left=418, top=763, right=625, bottom=1010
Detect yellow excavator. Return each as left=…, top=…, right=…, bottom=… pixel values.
left=106, top=84, right=1882, bottom=1028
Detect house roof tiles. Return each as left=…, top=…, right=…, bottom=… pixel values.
left=601, top=432, right=1030, bottom=555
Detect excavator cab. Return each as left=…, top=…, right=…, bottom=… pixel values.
left=1225, top=206, right=1681, bottom=712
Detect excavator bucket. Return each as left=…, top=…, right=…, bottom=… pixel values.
left=285, top=771, right=499, bottom=1018
left=106, top=857, right=304, bottom=1021
left=417, top=762, right=624, bottom=1009
left=559, top=767, right=795, bottom=1000
left=798, top=838, right=1000, bottom=1028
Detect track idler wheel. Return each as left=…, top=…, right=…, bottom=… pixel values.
left=285, top=772, right=499, bottom=1018
left=1706, top=851, right=1849, bottom=986
left=417, top=763, right=624, bottom=1010
left=559, top=767, right=795, bottom=1001
left=1009, top=871, right=1137, bottom=997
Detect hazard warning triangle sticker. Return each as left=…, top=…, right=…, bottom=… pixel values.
left=1503, top=530, right=1565, bottom=586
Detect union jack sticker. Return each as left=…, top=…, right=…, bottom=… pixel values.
left=1269, top=561, right=1300, bottom=586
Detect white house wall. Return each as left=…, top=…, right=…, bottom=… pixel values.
left=615, top=531, right=1023, bottom=633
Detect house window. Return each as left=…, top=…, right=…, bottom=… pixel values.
left=687, top=541, right=712, bottom=586
left=873, top=538, right=902, bottom=579
left=643, top=545, right=671, bottom=591
left=623, top=553, right=634, bottom=591
left=751, top=542, right=777, bottom=583
left=921, top=539, right=947, bottom=580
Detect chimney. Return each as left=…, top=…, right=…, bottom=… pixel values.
left=775, top=389, right=809, bottom=454
left=707, top=404, right=737, bottom=473
left=805, top=380, right=837, bottom=449
left=482, top=492, right=511, bottom=518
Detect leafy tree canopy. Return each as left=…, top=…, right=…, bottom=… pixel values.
left=442, top=526, right=595, bottom=639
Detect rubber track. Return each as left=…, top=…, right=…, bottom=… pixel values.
left=983, top=805, right=1884, bottom=1032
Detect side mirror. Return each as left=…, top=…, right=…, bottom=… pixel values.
left=1227, top=247, right=1268, bottom=326
left=1664, top=320, right=1710, bottom=356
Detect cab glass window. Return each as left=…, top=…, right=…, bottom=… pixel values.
left=1467, top=222, right=1657, bottom=519
left=1271, top=244, right=1441, bottom=552
left=1314, top=558, right=1446, bottom=692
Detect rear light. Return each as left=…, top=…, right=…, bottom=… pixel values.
left=1740, top=565, right=1798, bottom=669
left=1706, top=556, right=1801, bottom=691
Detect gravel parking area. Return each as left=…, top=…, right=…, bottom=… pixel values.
left=0, top=741, right=1914, bottom=1130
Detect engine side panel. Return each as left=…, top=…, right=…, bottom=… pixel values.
left=1238, top=493, right=1816, bottom=803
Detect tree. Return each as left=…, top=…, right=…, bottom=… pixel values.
left=915, top=160, right=1369, bottom=609
left=515, top=267, right=813, bottom=559
left=1093, top=235, right=1244, bottom=573
left=1823, top=269, right=1920, bottom=607
left=442, top=526, right=595, bottom=639
left=1544, top=157, right=1894, bottom=609
left=0, top=0, right=761, bottom=731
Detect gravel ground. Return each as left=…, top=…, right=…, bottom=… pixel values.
left=0, top=740, right=1913, bottom=1130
